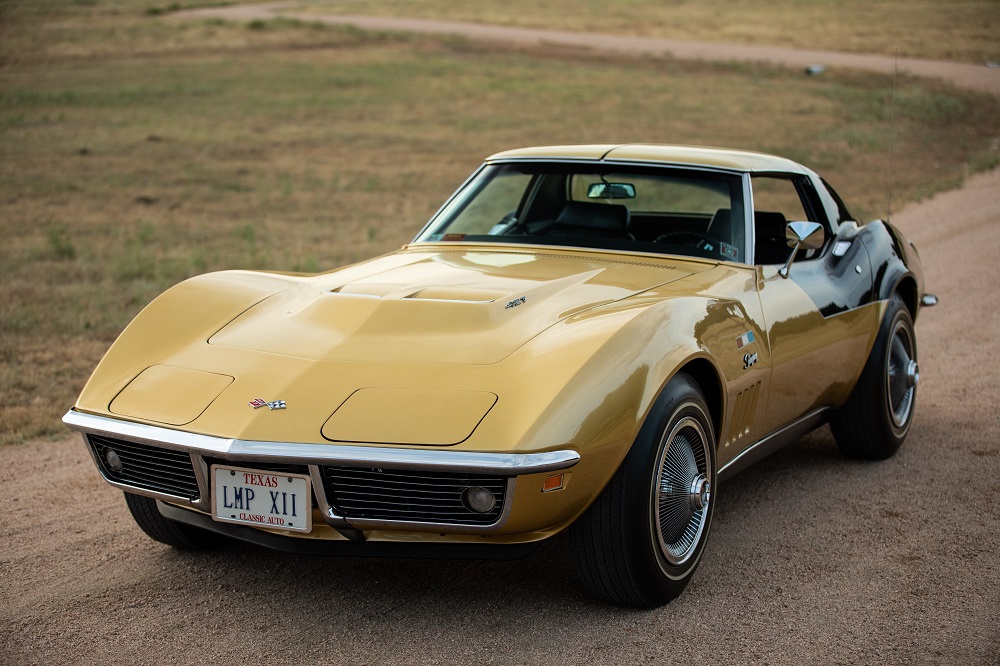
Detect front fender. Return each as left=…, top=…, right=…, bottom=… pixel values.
left=490, top=292, right=746, bottom=532
left=74, top=270, right=302, bottom=416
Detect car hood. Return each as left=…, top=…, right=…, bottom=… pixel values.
left=209, top=246, right=711, bottom=365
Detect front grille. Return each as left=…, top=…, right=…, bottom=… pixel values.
left=88, top=435, right=200, bottom=500
left=322, top=466, right=506, bottom=526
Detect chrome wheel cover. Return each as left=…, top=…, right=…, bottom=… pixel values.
left=886, top=319, right=917, bottom=428
left=653, top=414, right=711, bottom=568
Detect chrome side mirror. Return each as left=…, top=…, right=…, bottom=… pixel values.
left=779, top=221, right=825, bottom=278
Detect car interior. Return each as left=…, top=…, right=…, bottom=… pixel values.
left=419, top=164, right=839, bottom=266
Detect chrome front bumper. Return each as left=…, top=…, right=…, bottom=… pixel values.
left=63, top=410, right=580, bottom=535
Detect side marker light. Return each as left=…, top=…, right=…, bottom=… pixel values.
left=542, top=474, right=565, bottom=493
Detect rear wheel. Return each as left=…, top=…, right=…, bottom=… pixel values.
left=832, top=293, right=918, bottom=459
left=571, top=373, right=716, bottom=607
left=124, top=492, right=223, bottom=550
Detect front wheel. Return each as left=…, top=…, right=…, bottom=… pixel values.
left=124, top=492, right=224, bottom=550
left=571, top=373, right=716, bottom=607
left=831, top=293, right=918, bottom=459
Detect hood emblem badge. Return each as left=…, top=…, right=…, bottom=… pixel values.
left=505, top=296, right=526, bottom=309
left=249, top=398, right=286, bottom=410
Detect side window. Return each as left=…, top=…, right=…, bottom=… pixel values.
left=751, top=175, right=820, bottom=265
left=751, top=175, right=810, bottom=221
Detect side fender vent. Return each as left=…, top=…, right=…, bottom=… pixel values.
left=726, top=382, right=761, bottom=448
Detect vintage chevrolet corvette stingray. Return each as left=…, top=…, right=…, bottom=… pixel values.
left=65, top=145, right=934, bottom=607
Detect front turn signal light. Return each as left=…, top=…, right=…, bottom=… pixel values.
left=542, top=473, right=565, bottom=492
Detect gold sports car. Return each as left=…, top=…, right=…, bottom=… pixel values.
left=65, top=144, right=935, bottom=607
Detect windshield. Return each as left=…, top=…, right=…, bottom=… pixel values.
left=415, top=162, right=747, bottom=262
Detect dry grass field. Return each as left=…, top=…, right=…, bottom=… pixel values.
left=301, top=0, right=1000, bottom=64
left=1, top=0, right=999, bottom=446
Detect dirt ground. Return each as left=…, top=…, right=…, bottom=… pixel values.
left=3, top=11, right=1000, bottom=666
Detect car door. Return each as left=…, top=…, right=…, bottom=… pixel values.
left=752, top=173, right=877, bottom=435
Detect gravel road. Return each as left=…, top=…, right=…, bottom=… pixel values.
left=3, top=8, right=999, bottom=666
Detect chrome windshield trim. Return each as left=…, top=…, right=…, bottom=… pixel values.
left=742, top=172, right=755, bottom=265
left=63, top=410, right=580, bottom=475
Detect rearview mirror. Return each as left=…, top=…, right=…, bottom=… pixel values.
left=587, top=182, right=636, bottom=199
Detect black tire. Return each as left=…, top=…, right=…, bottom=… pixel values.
left=831, top=293, right=918, bottom=459
left=571, top=372, right=716, bottom=608
left=124, top=492, right=224, bottom=550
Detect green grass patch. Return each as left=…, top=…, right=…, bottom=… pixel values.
left=299, top=0, right=1000, bottom=64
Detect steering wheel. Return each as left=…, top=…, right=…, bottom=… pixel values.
left=490, top=210, right=520, bottom=235
left=654, top=230, right=721, bottom=249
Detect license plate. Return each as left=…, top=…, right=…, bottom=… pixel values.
left=211, top=465, right=312, bottom=533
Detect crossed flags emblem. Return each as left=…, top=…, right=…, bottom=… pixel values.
left=249, top=398, right=286, bottom=410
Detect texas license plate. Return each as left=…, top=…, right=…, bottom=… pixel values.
left=211, top=465, right=312, bottom=533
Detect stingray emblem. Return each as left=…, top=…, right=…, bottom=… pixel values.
left=743, top=353, right=758, bottom=370
left=249, top=398, right=286, bottom=410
